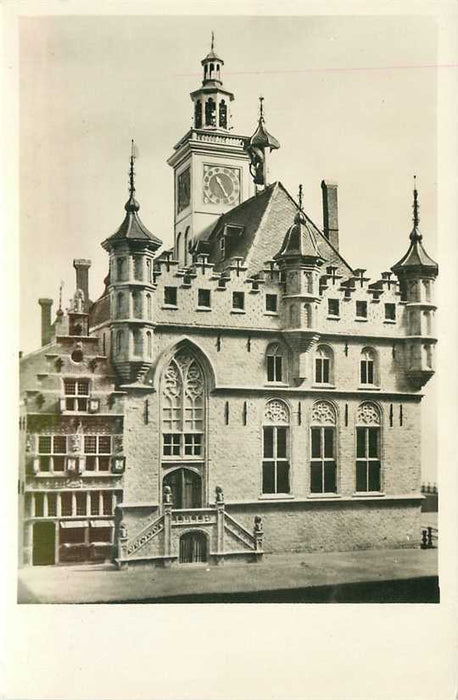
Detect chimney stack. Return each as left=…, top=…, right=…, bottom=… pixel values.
left=321, top=180, right=339, bottom=250
left=38, top=298, right=53, bottom=346
left=73, top=259, right=91, bottom=311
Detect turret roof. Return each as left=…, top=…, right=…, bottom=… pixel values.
left=274, top=209, right=325, bottom=264
left=391, top=184, right=438, bottom=275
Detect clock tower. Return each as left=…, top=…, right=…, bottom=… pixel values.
left=167, top=35, right=254, bottom=266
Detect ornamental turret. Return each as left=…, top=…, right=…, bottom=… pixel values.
left=275, top=186, right=325, bottom=384
left=190, top=33, right=234, bottom=131
left=244, top=97, right=280, bottom=189
left=391, top=178, right=438, bottom=389
left=102, top=142, right=162, bottom=384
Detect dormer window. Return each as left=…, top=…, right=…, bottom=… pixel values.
left=63, top=379, right=90, bottom=411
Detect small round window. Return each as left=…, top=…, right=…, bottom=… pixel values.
left=71, top=348, right=84, bottom=363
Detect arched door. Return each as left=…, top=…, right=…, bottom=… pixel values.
left=179, top=531, right=207, bottom=563
left=163, top=468, right=202, bottom=509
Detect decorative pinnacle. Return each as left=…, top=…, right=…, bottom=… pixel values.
left=413, top=175, right=419, bottom=228
left=58, top=281, right=64, bottom=312
left=259, top=95, right=264, bottom=122
left=211, top=30, right=215, bottom=51
left=298, top=184, right=303, bottom=210
left=129, top=139, right=136, bottom=198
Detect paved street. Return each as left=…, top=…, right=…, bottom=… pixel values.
left=18, top=546, right=438, bottom=604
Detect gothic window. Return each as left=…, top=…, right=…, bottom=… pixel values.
left=146, top=294, right=152, bottom=320
left=310, top=401, right=337, bottom=493
left=315, top=345, right=333, bottom=384
left=133, top=256, right=143, bottom=281
left=133, top=329, right=143, bottom=356
left=355, top=402, right=382, bottom=492
left=146, top=331, right=152, bottom=359
left=266, top=343, right=286, bottom=383
left=262, top=400, right=290, bottom=494
left=205, top=98, right=216, bottom=127
left=133, top=291, right=143, bottom=319
left=194, top=101, right=202, bottom=129
left=360, top=347, right=377, bottom=386
left=219, top=100, right=227, bottom=128
left=116, top=329, right=124, bottom=355
left=162, top=350, right=205, bottom=459
left=116, top=257, right=126, bottom=281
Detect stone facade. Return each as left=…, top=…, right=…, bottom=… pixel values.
left=18, top=39, right=437, bottom=568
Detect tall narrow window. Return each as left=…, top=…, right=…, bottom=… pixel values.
left=117, top=292, right=127, bottom=319
left=205, top=98, right=216, bottom=126
left=262, top=400, right=290, bottom=494
left=116, top=257, right=126, bottom=281
left=146, top=331, right=152, bottom=359
left=266, top=343, right=285, bottom=383
left=162, top=350, right=205, bottom=459
left=146, top=294, right=152, bottom=320
left=360, top=347, right=377, bottom=385
left=146, top=258, right=151, bottom=283
left=133, top=256, right=143, bottom=281
left=194, top=101, right=202, bottom=129
left=133, top=329, right=143, bottom=356
left=219, top=100, right=227, bottom=128
left=133, top=291, right=143, bottom=319
left=310, top=401, right=337, bottom=493
left=116, top=329, right=124, bottom=355
left=355, top=402, right=381, bottom=492
left=184, top=228, right=190, bottom=267
left=315, top=345, right=333, bottom=384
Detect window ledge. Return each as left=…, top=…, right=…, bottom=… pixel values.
left=327, top=315, right=340, bottom=321
left=358, top=385, right=380, bottom=391
left=312, top=383, right=335, bottom=389
left=231, top=309, right=246, bottom=314
left=307, top=493, right=341, bottom=499
left=258, top=494, right=294, bottom=501
left=196, top=307, right=212, bottom=312
left=352, top=492, right=385, bottom=498
left=264, top=311, right=279, bottom=317
left=355, top=317, right=368, bottom=322
left=264, top=382, right=289, bottom=387
left=384, top=319, right=396, bottom=324
left=161, top=304, right=178, bottom=310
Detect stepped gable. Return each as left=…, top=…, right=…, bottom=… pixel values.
left=204, top=181, right=353, bottom=276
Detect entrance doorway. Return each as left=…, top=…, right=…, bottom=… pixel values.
left=179, top=531, right=207, bottom=563
left=32, top=522, right=56, bottom=565
left=163, top=468, right=202, bottom=509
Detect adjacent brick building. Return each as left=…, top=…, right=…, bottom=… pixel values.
left=19, top=39, right=438, bottom=568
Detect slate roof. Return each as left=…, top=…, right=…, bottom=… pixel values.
left=89, top=292, right=110, bottom=329
left=199, top=181, right=353, bottom=276
left=391, top=226, right=438, bottom=275
left=102, top=195, right=162, bottom=250
left=274, top=210, right=324, bottom=263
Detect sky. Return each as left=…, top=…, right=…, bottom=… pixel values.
left=19, top=14, right=437, bottom=478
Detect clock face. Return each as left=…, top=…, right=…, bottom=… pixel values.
left=203, top=165, right=240, bottom=206
left=177, top=167, right=191, bottom=214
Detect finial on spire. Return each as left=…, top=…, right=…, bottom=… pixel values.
left=298, top=184, right=303, bottom=210
left=58, top=281, right=64, bottom=312
left=211, top=30, right=215, bottom=51
left=129, top=139, right=136, bottom=198
left=413, top=174, right=419, bottom=229
left=259, top=95, right=264, bottom=122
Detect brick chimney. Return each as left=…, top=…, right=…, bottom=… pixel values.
left=73, top=259, right=91, bottom=311
left=38, top=298, right=53, bottom=346
left=321, top=180, right=339, bottom=250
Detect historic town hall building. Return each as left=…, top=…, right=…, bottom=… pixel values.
left=18, top=39, right=438, bottom=568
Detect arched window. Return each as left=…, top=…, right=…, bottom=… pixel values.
left=117, top=292, right=127, bottom=319
left=360, top=347, right=377, bottom=386
left=116, top=329, right=124, bottom=355
left=146, top=331, right=152, bottom=359
left=266, top=343, right=286, bottom=383
left=132, top=291, right=143, bottom=319
left=116, top=257, right=126, bottom=281
left=304, top=303, right=312, bottom=328
left=176, top=232, right=183, bottom=263
left=315, top=345, right=333, bottom=384
left=210, top=62, right=214, bottom=73
left=205, top=98, right=216, bottom=126
left=356, top=402, right=382, bottom=492
left=262, top=400, right=290, bottom=494
left=146, top=293, right=152, bottom=320
left=219, top=100, right=227, bottom=128
left=310, top=401, right=337, bottom=493
left=133, top=256, right=143, bottom=281
left=194, top=101, right=202, bottom=129
left=133, top=329, right=143, bottom=356
left=146, top=258, right=152, bottom=283
left=162, top=350, right=205, bottom=459
left=184, top=228, right=190, bottom=267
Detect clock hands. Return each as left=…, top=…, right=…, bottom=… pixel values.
left=215, top=175, right=229, bottom=199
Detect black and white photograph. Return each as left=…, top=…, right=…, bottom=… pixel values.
left=2, top=2, right=457, bottom=699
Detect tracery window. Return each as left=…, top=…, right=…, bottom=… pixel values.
left=162, top=350, right=205, bottom=459
left=262, top=400, right=290, bottom=494
left=360, top=347, right=377, bottom=386
left=266, top=343, right=286, bottom=383
left=355, top=402, right=382, bottom=492
left=315, top=345, right=333, bottom=384
left=310, top=401, right=337, bottom=493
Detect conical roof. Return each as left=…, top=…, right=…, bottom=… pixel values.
left=391, top=185, right=438, bottom=275
left=275, top=209, right=324, bottom=264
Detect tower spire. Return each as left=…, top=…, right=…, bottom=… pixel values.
left=412, top=175, right=420, bottom=230
left=211, top=30, right=215, bottom=51
left=125, top=140, right=140, bottom=212
left=259, top=95, right=264, bottom=122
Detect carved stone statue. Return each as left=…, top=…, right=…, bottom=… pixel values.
left=163, top=485, right=173, bottom=505
left=215, top=485, right=224, bottom=504
left=244, top=141, right=265, bottom=186
left=118, top=521, right=128, bottom=539
left=254, top=515, right=263, bottom=534
left=73, top=289, right=85, bottom=313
